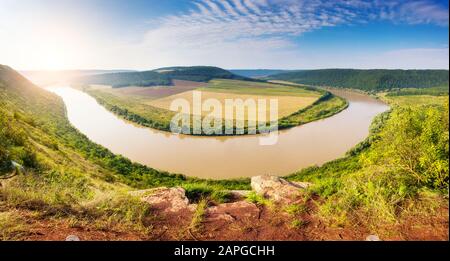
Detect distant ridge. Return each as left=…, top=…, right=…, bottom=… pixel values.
left=268, top=69, right=449, bottom=91
left=20, top=69, right=136, bottom=86
left=77, top=70, right=172, bottom=88
left=155, top=66, right=249, bottom=82
left=230, top=69, right=291, bottom=79
left=76, top=66, right=249, bottom=88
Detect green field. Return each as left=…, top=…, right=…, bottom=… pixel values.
left=83, top=79, right=347, bottom=135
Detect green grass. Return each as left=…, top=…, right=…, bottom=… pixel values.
left=290, top=219, right=307, bottom=229
left=279, top=92, right=348, bottom=129
left=86, top=88, right=175, bottom=130
left=245, top=191, right=273, bottom=207
left=200, top=79, right=320, bottom=97
left=386, top=86, right=449, bottom=97
left=0, top=211, right=29, bottom=240
left=182, top=183, right=234, bottom=203
left=189, top=199, right=208, bottom=232
left=284, top=203, right=309, bottom=216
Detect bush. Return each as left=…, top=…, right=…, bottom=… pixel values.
left=364, top=104, right=449, bottom=190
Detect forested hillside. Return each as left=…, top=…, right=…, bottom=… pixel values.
left=76, top=66, right=249, bottom=88
left=229, top=69, right=289, bottom=78
left=156, top=66, right=248, bottom=82
left=76, top=70, right=172, bottom=88
left=269, top=69, right=449, bottom=91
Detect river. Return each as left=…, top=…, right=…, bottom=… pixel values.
left=48, top=87, right=389, bottom=179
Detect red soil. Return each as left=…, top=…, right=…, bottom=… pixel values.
left=13, top=198, right=449, bottom=241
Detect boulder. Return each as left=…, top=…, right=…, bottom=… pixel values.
left=131, top=187, right=195, bottom=213
left=365, top=235, right=381, bottom=241
left=65, top=235, right=80, bottom=241
left=251, top=175, right=310, bottom=202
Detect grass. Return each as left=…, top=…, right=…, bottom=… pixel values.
left=189, top=199, right=208, bottom=232
left=290, top=219, right=307, bottom=229
left=0, top=172, right=152, bottom=233
left=386, top=86, right=449, bottom=97
left=382, top=94, right=449, bottom=107
left=0, top=211, right=29, bottom=240
left=279, top=92, right=348, bottom=129
left=200, top=79, right=320, bottom=97
left=86, top=89, right=175, bottom=130
left=245, top=191, right=273, bottom=207
left=182, top=183, right=234, bottom=203
left=284, top=203, right=309, bottom=216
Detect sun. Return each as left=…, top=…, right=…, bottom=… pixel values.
left=23, top=24, right=88, bottom=71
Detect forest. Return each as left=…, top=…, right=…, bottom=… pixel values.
left=269, top=69, right=449, bottom=91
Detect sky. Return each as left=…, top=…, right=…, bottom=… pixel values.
left=0, top=0, right=448, bottom=70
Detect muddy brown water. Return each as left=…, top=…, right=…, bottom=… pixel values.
left=48, top=87, right=389, bottom=179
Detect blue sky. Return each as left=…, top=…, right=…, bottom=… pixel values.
left=0, top=0, right=448, bottom=70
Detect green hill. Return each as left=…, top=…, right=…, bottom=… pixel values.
left=76, top=70, right=172, bottom=88
left=155, top=66, right=249, bottom=82
left=0, top=64, right=176, bottom=186
left=76, top=66, right=249, bottom=88
left=0, top=64, right=248, bottom=200
left=230, top=69, right=290, bottom=79
left=269, top=69, right=449, bottom=91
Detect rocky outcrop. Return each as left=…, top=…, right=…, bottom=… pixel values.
left=251, top=175, right=311, bottom=202
left=130, top=175, right=311, bottom=214
left=131, top=187, right=196, bottom=213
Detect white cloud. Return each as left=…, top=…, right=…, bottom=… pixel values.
left=3, top=0, right=446, bottom=70
left=378, top=0, right=449, bottom=26
left=124, top=0, right=448, bottom=69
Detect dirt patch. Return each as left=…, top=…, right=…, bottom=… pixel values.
left=12, top=210, right=147, bottom=241
left=4, top=198, right=448, bottom=241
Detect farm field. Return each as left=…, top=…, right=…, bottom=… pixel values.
left=97, top=80, right=208, bottom=100
left=148, top=90, right=318, bottom=121
left=83, top=79, right=345, bottom=134
left=199, top=79, right=318, bottom=96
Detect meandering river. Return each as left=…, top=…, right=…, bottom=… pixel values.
left=48, top=87, right=388, bottom=179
